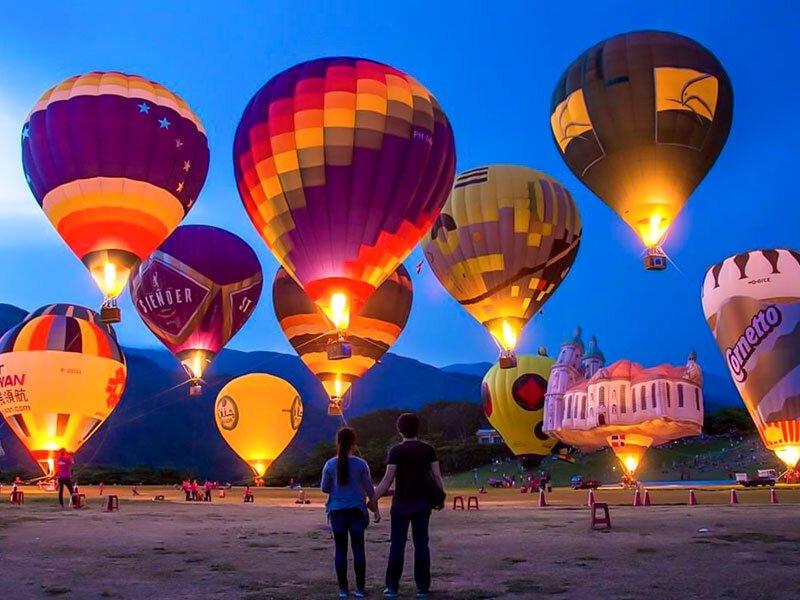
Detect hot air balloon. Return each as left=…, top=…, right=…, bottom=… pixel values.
left=550, top=31, right=733, bottom=270
left=273, top=264, right=412, bottom=416
left=702, top=249, right=800, bottom=469
left=130, top=225, right=262, bottom=395
left=423, top=165, right=581, bottom=368
left=22, top=72, right=210, bottom=322
left=0, top=304, right=126, bottom=475
left=543, top=330, right=704, bottom=480
left=234, top=57, right=455, bottom=356
left=214, top=373, right=303, bottom=479
left=481, top=353, right=558, bottom=469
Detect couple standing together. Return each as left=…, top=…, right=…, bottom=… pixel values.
left=321, top=413, right=445, bottom=598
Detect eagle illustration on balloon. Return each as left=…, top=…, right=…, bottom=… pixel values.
left=423, top=165, right=581, bottom=368
left=22, top=72, right=210, bottom=321
left=550, top=31, right=733, bottom=270
left=234, top=57, right=455, bottom=360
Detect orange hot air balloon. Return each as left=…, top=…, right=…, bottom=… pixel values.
left=234, top=58, right=455, bottom=340
left=550, top=31, right=733, bottom=270
left=0, top=304, right=126, bottom=475
left=273, top=264, right=412, bottom=416
left=22, top=72, right=210, bottom=322
left=214, top=373, right=303, bottom=478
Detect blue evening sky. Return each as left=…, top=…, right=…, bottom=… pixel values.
left=0, top=1, right=797, bottom=374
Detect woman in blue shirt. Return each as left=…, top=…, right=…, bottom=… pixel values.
left=321, top=427, right=380, bottom=598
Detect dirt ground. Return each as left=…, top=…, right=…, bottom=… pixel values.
left=2, top=486, right=799, bottom=599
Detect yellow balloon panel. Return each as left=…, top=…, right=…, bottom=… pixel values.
left=0, top=351, right=126, bottom=475
left=214, top=373, right=303, bottom=476
left=481, top=355, right=557, bottom=458
left=423, top=165, right=581, bottom=350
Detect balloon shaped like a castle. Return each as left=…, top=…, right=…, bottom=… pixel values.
left=543, top=327, right=704, bottom=475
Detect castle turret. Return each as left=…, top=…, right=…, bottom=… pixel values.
left=582, top=335, right=605, bottom=379
left=556, top=326, right=584, bottom=370
left=684, top=349, right=702, bottom=385
left=544, top=326, right=585, bottom=433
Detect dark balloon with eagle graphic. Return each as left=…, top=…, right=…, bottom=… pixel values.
left=129, top=225, right=263, bottom=395
left=550, top=31, right=733, bottom=270
left=22, top=72, right=210, bottom=321
left=482, top=353, right=557, bottom=467
left=273, top=264, right=412, bottom=416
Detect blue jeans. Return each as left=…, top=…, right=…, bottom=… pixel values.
left=330, top=508, right=367, bottom=591
left=385, top=509, right=431, bottom=592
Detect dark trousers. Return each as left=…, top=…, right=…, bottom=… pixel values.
left=330, top=508, right=367, bottom=591
left=204, top=490, right=211, bottom=502
left=57, top=478, right=74, bottom=507
left=385, top=509, right=431, bottom=592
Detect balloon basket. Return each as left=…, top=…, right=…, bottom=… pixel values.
left=327, top=403, right=343, bottom=417
left=326, top=340, right=352, bottom=360
left=499, top=352, right=517, bottom=369
left=101, top=305, right=121, bottom=324
left=644, top=247, right=667, bottom=271
left=189, top=384, right=202, bottom=397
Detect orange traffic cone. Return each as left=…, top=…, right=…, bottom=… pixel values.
left=729, top=489, right=739, bottom=505
left=632, top=488, right=642, bottom=506
left=538, top=488, right=547, bottom=508
left=770, top=487, right=778, bottom=504
left=688, top=489, right=697, bottom=505
left=587, top=489, right=596, bottom=507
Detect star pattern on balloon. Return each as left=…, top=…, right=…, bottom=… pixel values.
left=158, top=117, right=171, bottom=129
left=21, top=125, right=30, bottom=139
left=138, top=102, right=150, bottom=114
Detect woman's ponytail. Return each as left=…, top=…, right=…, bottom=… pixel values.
left=336, top=427, right=356, bottom=485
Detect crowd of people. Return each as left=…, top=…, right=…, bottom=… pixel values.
left=180, top=479, right=217, bottom=501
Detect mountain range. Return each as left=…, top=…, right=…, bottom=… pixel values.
left=0, top=303, right=739, bottom=479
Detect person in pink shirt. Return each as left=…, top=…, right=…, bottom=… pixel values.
left=98, top=481, right=104, bottom=496
left=203, top=480, right=212, bottom=502
left=55, top=448, right=74, bottom=508
left=190, top=480, right=199, bottom=501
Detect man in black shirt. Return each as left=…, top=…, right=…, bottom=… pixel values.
left=374, top=413, right=445, bottom=598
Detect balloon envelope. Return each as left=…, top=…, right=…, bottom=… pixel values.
left=214, top=373, right=303, bottom=477
left=22, top=72, right=209, bottom=303
left=273, top=264, right=412, bottom=412
left=130, top=225, right=263, bottom=381
left=702, top=248, right=800, bottom=467
left=424, top=165, right=581, bottom=352
left=551, top=31, right=732, bottom=254
left=234, top=57, right=455, bottom=327
left=481, top=354, right=557, bottom=464
left=0, top=304, right=126, bottom=475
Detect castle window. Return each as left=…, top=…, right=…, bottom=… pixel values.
left=651, top=383, right=657, bottom=409
left=598, top=387, right=605, bottom=407
left=666, top=384, right=671, bottom=408
left=581, top=396, right=586, bottom=420
left=566, top=396, right=572, bottom=419
left=678, top=384, right=684, bottom=408
left=644, top=384, right=651, bottom=410
left=611, top=404, right=617, bottom=414
left=632, top=388, right=637, bottom=413
left=620, top=386, right=627, bottom=414
left=694, top=387, right=700, bottom=410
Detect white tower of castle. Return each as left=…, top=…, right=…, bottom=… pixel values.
left=544, top=327, right=585, bottom=432
left=582, top=335, right=605, bottom=379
